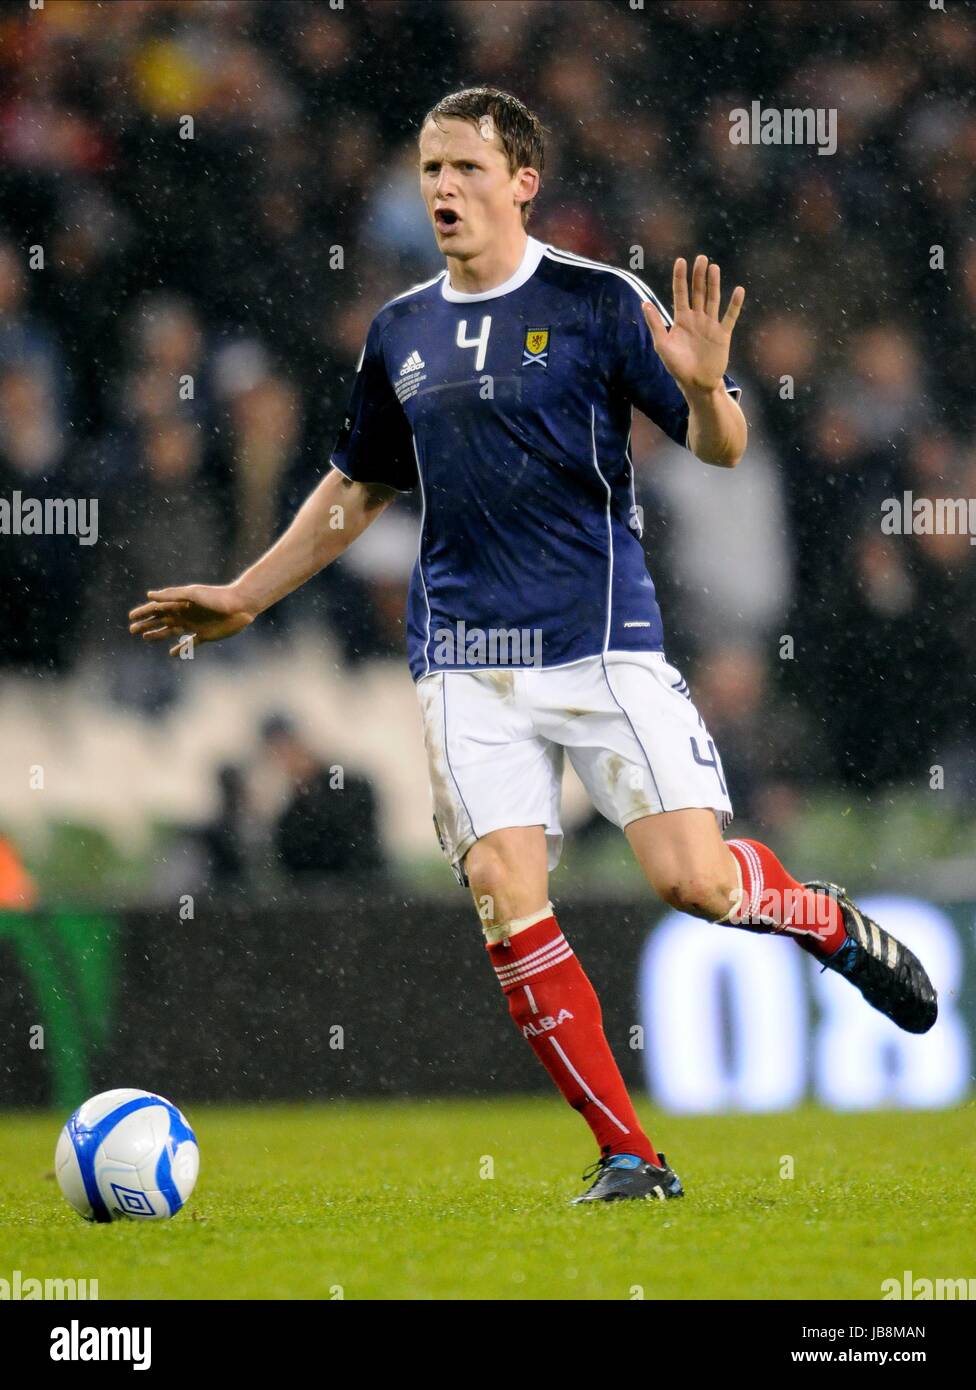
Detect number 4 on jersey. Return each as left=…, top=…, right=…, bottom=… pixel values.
left=456, top=316, right=492, bottom=371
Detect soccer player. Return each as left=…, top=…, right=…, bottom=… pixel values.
left=128, top=88, right=937, bottom=1204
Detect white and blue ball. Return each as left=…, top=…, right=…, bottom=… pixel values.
left=55, top=1088, right=199, bottom=1222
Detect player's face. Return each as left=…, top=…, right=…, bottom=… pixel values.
left=419, top=117, right=527, bottom=257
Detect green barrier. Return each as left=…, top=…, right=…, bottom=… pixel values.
left=0, top=913, right=117, bottom=1110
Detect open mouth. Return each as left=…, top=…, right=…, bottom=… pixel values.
left=434, top=208, right=461, bottom=232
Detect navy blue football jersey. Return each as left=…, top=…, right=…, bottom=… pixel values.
left=330, top=237, right=741, bottom=681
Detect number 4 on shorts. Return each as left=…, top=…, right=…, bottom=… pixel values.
left=689, top=735, right=728, bottom=796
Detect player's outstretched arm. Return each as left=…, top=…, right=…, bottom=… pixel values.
left=642, top=255, right=747, bottom=469
left=127, top=468, right=397, bottom=657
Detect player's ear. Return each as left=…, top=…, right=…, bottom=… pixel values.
left=514, top=166, right=540, bottom=205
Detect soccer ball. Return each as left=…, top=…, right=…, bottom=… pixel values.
left=55, top=1088, right=199, bottom=1222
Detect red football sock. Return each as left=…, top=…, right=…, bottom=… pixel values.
left=486, top=914, right=661, bottom=1165
left=724, top=838, right=846, bottom=959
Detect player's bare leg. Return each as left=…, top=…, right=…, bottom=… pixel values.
left=624, top=809, right=738, bottom=921
left=627, top=811, right=937, bottom=1033
left=466, top=825, right=683, bottom=1203
left=464, top=825, right=548, bottom=935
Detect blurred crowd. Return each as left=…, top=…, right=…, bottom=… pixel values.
left=177, top=711, right=389, bottom=898
left=1, top=0, right=975, bottom=838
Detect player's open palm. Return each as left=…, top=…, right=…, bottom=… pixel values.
left=128, top=584, right=255, bottom=657
left=642, top=255, right=744, bottom=395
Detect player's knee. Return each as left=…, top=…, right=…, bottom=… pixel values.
left=661, top=867, right=738, bottom=921
left=464, top=841, right=512, bottom=917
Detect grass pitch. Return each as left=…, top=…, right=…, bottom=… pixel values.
left=1, top=1098, right=974, bottom=1300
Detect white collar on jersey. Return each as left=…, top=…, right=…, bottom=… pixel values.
left=440, top=235, right=546, bottom=302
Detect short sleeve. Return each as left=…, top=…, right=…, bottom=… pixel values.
left=602, top=275, right=741, bottom=449
left=329, top=316, right=418, bottom=492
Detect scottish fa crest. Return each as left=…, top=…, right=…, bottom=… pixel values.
left=522, top=327, right=550, bottom=367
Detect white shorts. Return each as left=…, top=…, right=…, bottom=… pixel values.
left=417, top=651, right=733, bottom=886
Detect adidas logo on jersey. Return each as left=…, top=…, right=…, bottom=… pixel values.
left=399, top=350, right=425, bottom=376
